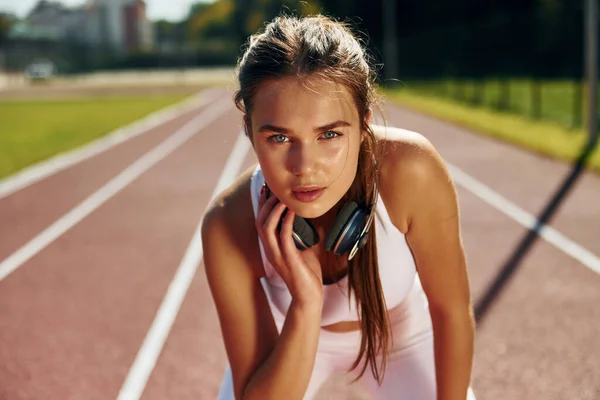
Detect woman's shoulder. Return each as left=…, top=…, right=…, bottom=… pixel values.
left=203, top=163, right=256, bottom=223
left=373, top=124, right=440, bottom=171
left=372, top=125, right=455, bottom=230
left=201, top=164, right=264, bottom=279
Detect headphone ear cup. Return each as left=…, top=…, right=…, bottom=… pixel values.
left=324, top=202, right=360, bottom=254
left=292, top=216, right=319, bottom=251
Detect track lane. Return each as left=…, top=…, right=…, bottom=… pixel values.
left=0, top=90, right=222, bottom=266
left=0, top=98, right=243, bottom=400
left=140, top=150, right=258, bottom=400
left=458, top=183, right=600, bottom=400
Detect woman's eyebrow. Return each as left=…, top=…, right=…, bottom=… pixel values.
left=257, top=124, right=289, bottom=134
left=316, top=120, right=351, bottom=131
left=257, top=120, right=351, bottom=134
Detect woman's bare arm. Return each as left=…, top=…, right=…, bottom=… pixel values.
left=202, top=173, right=322, bottom=400
left=376, top=127, right=475, bottom=400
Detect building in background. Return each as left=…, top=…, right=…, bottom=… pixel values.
left=9, top=0, right=70, bottom=41
left=123, top=0, right=153, bottom=52
left=89, top=0, right=153, bottom=52
left=10, top=0, right=154, bottom=53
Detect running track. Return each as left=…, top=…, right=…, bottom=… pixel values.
left=1, top=87, right=599, bottom=400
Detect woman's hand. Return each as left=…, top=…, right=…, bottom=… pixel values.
left=256, top=185, right=324, bottom=309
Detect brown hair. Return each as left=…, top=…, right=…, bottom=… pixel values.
left=233, top=14, right=391, bottom=384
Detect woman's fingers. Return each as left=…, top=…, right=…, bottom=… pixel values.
left=279, top=209, right=296, bottom=252
left=264, top=201, right=286, bottom=232
left=255, top=189, right=279, bottom=229
left=254, top=186, right=304, bottom=281
left=262, top=201, right=288, bottom=265
left=279, top=208, right=300, bottom=265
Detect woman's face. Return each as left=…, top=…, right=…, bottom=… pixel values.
left=248, top=77, right=368, bottom=219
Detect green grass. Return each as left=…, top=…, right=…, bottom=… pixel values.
left=0, top=94, right=191, bottom=180
left=382, top=87, right=600, bottom=173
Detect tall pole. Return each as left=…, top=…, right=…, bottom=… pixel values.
left=586, top=0, right=598, bottom=145
left=382, top=0, right=398, bottom=84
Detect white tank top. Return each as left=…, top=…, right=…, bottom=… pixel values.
left=250, top=165, right=426, bottom=327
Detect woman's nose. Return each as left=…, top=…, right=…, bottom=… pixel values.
left=288, top=142, right=316, bottom=176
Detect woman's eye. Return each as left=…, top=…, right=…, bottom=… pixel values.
left=268, top=134, right=288, bottom=143
left=322, top=131, right=340, bottom=140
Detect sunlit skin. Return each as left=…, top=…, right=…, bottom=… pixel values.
left=246, top=77, right=368, bottom=234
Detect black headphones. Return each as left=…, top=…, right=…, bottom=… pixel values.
left=265, top=183, right=378, bottom=261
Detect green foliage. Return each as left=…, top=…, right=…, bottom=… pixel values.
left=187, top=0, right=236, bottom=42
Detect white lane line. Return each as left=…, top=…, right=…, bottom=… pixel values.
left=0, top=98, right=232, bottom=282
left=116, top=131, right=251, bottom=400
left=0, top=91, right=213, bottom=200
left=447, top=163, right=600, bottom=275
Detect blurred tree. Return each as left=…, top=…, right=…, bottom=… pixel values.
left=188, top=1, right=213, bottom=15
left=187, top=0, right=236, bottom=42
left=0, top=13, right=16, bottom=45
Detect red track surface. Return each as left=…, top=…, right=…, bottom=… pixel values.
left=1, top=88, right=599, bottom=400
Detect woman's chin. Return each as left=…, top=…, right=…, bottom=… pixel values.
left=285, top=190, right=346, bottom=219
left=289, top=201, right=332, bottom=220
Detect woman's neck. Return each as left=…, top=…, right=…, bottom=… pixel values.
left=305, top=200, right=350, bottom=284
left=308, top=200, right=344, bottom=238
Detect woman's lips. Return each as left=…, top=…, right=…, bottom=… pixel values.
left=292, top=187, right=325, bottom=202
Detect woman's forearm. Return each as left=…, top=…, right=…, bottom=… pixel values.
left=243, top=300, right=322, bottom=400
left=430, top=307, right=475, bottom=400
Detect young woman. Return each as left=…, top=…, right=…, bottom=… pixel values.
left=201, top=14, right=477, bottom=400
